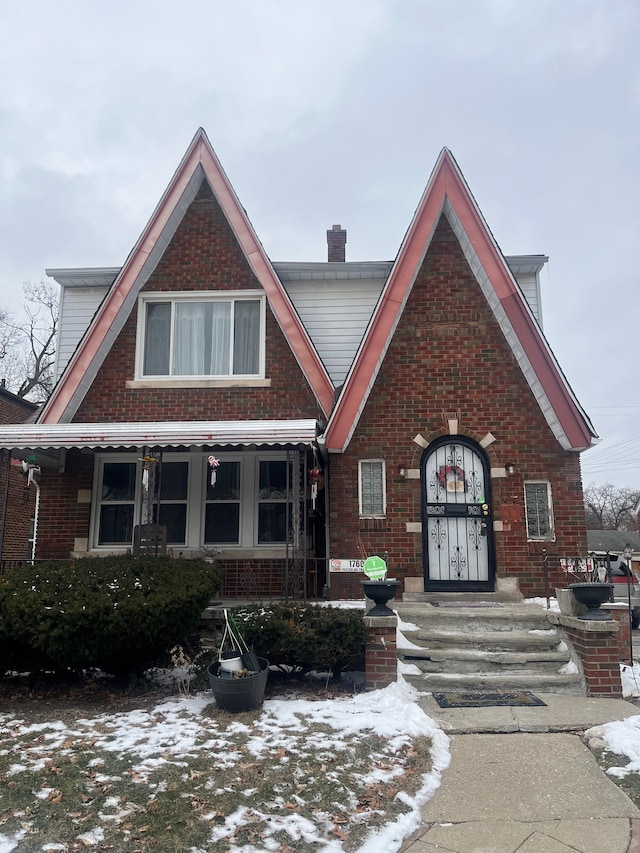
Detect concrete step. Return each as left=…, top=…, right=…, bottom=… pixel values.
left=401, top=628, right=560, bottom=652
left=400, top=648, right=572, bottom=674
left=402, top=590, right=523, bottom=604
left=395, top=597, right=585, bottom=695
left=396, top=602, right=552, bottom=633
left=402, top=670, right=585, bottom=695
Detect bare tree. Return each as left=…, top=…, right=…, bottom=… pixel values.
left=0, top=281, right=59, bottom=404
left=584, top=482, right=640, bottom=531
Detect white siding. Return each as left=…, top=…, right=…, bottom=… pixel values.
left=55, top=286, right=109, bottom=379
left=281, top=277, right=385, bottom=385
left=511, top=271, right=542, bottom=328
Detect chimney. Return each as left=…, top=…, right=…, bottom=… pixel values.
left=327, top=224, right=347, bottom=262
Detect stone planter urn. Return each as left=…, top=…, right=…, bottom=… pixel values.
left=568, top=582, right=614, bottom=621
left=362, top=580, right=399, bottom=616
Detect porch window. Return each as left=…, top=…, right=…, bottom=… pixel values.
left=155, top=461, right=188, bottom=544
left=359, top=459, right=386, bottom=517
left=205, top=460, right=241, bottom=544
left=98, top=460, right=137, bottom=545
left=139, top=293, right=263, bottom=379
left=257, top=459, right=291, bottom=543
left=524, top=481, right=554, bottom=540
left=92, top=451, right=299, bottom=551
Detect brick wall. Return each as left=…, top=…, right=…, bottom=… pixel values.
left=33, top=451, right=93, bottom=560
left=364, top=617, right=397, bottom=689
left=561, top=621, right=622, bottom=697
left=328, top=215, right=587, bottom=598
left=74, top=190, right=323, bottom=424
left=0, top=389, right=38, bottom=560
left=32, top=188, right=322, bottom=560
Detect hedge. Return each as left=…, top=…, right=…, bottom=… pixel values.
left=234, top=602, right=366, bottom=675
left=0, top=555, right=221, bottom=677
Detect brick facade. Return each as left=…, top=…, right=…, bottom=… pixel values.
left=0, top=389, right=38, bottom=561
left=32, top=188, right=322, bottom=568
left=19, top=144, right=590, bottom=605
left=328, top=216, right=587, bottom=599
left=74, top=191, right=323, bottom=425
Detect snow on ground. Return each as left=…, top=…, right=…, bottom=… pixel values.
left=0, top=677, right=450, bottom=853
left=526, top=595, right=640, bottom=781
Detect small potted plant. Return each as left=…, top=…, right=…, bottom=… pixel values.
left=208, top=610, right=268, bottom=711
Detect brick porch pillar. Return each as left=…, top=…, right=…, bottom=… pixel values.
left=547, top=611, right=623, bottom=698
left=364, top=614, right=397, bottom=690
left=602, top=603, right=633, bottom=665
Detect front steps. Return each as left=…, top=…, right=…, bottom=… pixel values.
left=395, top=598, right=585, bottom=695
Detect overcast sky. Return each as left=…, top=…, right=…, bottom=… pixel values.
left=1, top=0, right=638, bottom=488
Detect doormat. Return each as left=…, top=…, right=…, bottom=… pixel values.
left=432, top=690, right=547, bottom=709
left=432, top=601, right=504, bottom=608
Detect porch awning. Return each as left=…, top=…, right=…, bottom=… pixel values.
left=0, top=419, right=321, bottom=452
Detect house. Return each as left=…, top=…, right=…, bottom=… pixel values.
left=0, top=129, right=598, bottom=600
left=0, top=385, right=38, bottom=563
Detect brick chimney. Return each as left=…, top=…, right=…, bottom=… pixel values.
left=327, top=224, right=347, bottom=262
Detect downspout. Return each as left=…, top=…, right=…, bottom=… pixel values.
left=0, top=449, right=11, bottom=563
left=31, top=480, right=40, bottom=563
left=316, top=436, right=331, bottom=597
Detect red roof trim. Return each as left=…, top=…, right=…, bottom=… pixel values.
left=325, top=150, right=595, bottom=452
left=41, top=130, right=334, bottom=424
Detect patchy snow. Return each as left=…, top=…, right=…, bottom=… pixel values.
left=0, top=679, right=450, bottom=853
left=525, top=596, right=560, bottom=612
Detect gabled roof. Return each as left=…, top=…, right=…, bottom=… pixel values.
left=587, top=529, right=640, bottom=556
left=39, top=129, right=334, bottom=424
left=324, top=148, right=598, bottom=453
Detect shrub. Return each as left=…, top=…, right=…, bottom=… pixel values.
left=0, top=555, right=221, bottom=677
left=235, top=603, right=366, bottom=675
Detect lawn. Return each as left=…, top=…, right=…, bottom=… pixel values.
left=0, top=674, right=450, bottom=853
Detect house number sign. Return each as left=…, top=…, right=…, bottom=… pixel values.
left=329, top=559, right=366, bottom=573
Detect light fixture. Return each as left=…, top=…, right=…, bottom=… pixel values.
left=398, top=466, right=406, bottom=478
left=505, top=463, right=515, bottom=475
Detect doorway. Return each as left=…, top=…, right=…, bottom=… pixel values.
left=421, top=437, right=495, bottom=591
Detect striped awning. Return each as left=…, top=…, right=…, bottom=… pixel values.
left=0, top=420, right=320, bottom=451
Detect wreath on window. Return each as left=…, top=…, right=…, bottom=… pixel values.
left=437, top=464, right=466, bottom=493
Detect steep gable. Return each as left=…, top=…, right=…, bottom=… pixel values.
left=324, top=149, right=597, bottom=453
left=39, top=129, right=334, bottom=424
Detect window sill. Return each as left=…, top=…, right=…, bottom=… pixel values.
left=126, top=378, right=272, bottom=389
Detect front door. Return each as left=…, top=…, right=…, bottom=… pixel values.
left=421, top=437, right=495, bottom=591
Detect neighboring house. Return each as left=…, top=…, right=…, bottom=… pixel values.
left=0, top=129, right=598, bottom=599
left=587, top=529, right=640, bottom=573
left=0, top=386, right=39, bottom=563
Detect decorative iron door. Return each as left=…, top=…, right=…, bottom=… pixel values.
left=421, top=438, right=495, bottom=591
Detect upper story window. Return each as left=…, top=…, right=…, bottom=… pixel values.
left=524, top=481, right=555, bottom=541
left=138, top=293, right=264, bottom=379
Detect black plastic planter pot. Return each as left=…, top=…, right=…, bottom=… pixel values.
left=208, top=657, right=269, bottom=712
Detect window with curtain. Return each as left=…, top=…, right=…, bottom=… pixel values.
left=524, top=481, right=554, bottom=540
left=359, top=460, right=386, bottom=517
left=141, top=295, right=262, bottom=378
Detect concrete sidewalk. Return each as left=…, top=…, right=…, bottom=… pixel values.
left=401, top=694, right=640, bottom=853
